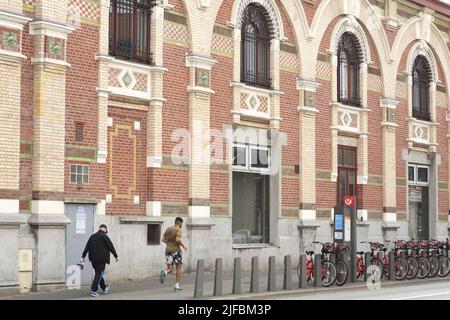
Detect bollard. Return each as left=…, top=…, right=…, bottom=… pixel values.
left=283, top=255, right=292, bottom=290
left=194, top=259, right=205, bottom=298
left=299, top=255, right=307, bottom=289
left=377, top=251, right=384, bottom=281
left=364, top=252, right=371, bottom=282
left=214, top=258, right=223, bottom=296
left=313, top=254, right=321, bottom=287
left=388, top=251, right=395, bottom=281
left=268, top=256, right=276, bottom=292
left=232, top=257, right=241, bottom=295
left=250, top=256, right=259, bottom=293
left=343, top=253, right=351, bottom=282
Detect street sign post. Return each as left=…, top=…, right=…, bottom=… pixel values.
left=334, top=195, right=357, bottom=283
left=343, top=196, right=357, bottom=283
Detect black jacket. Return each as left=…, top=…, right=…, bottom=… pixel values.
left=82, top=231, right=118, bottom=265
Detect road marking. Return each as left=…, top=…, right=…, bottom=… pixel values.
left=391, top=290, right=450, bottom=300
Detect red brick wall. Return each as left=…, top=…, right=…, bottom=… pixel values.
left=64, top=23, right=106, bottom=199
left=106, top=107, right=148, bottom=215
left=302, top=0, right=320, bottom=27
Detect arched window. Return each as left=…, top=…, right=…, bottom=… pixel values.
left=337, top=33, right=361, bottom=107
left=241, top=4, right=271, bottom=88
left=412, top=55, right=431, bottom=121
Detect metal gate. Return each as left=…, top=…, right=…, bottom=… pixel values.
left=66, top=204, right=95, bottom=286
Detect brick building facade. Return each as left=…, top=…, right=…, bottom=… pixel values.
left=1, top=0, right=450, bottom=294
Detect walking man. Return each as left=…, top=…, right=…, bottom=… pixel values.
left=160, top=217, right=188, bottom=291
left=81, top=224, right=118, bottom=297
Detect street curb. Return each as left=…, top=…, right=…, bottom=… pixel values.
left=206, top=276, right=450, bottom=300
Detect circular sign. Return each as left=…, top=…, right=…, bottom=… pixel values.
left=343, top=196, right=355, bottom=207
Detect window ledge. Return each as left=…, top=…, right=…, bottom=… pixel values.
left=232, top=244, right=278, bottom=249
left=31, top=57, right=70, bottom=68
left=381, top=122, right=399, bottom=128
left=231, top=81, right=283, bottom=96
left=330, top=101, right=370, bottom=112
left=407, top=117, right=439, bottom=127
left=119, top=217, right=164, bottom=225
left=0, top=49, right=26, bottom=61
left=96, top=54, right=167, bottom=73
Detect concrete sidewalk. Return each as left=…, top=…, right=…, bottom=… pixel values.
left=4, top=268, right=450, bottom=300
left=3, top=268, right=299, bottom=300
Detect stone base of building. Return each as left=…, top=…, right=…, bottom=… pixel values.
left=0, top=285, right=20, bottom=297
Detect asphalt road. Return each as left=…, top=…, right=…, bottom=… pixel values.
left=257, top=280, right=450, bottom=300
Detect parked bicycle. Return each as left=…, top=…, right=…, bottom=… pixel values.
left=331, top=242, right=349, bottom=286
left=393, top=240, right=419, bottom=279
left=364, top=241, right=408, bottom=280
left=416, top=240, right=440, bottom=278
left=429, top=239, right=450, bottom=277
left=298, top=242, right=337, bottom=287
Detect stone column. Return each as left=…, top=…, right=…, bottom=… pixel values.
left=380, top=97, right=400, bottom=241
left=384, top=0, right=399, bottom=30
left=96, top=0, right=110, bottom=166
left=185, top=54, right=217, bottom=271
left=146, top=2, right=166, bottom=216
left=296, top=77, right=320, bottom=254
left=0, top=4, right=31, bottom=294
left=329, top=51, right=339, bottom=183
left=357, top=62, right=369, bottom=186
left=29, top=0, right=72, bottom=290
left=95, top=0, right=111, bottom=217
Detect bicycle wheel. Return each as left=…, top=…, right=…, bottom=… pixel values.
left=406, top=257, right=419, bottom=279
left=394, top=257, right=408, bottom=280
left=438, top=255, right=450, bottom=277
left=370, top=258, right=384, bottom=280
left=417, top=256, right=431, bottom=279
left=428, top=256, right=440, bottom=278
left=335, top=260, right=349, bottom=286
left=320, top=261, right=337, bottom=287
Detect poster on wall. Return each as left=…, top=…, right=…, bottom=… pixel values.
left=75, top=205, right=87, bottom=234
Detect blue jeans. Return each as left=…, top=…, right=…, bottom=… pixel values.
left=91, top=263, right=106, bottom=292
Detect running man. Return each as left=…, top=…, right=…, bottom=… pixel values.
left=160, top=217, right=188, bottom=291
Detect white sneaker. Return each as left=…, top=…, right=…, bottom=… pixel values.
left=174, top=285, right=183, bottom=291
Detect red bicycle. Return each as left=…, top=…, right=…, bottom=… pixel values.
left=298, top=242, right=337, bottom=287
left=359, top=241, right=408, bottom=280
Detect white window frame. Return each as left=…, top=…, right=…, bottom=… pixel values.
left=232, top=143, right=271, bottom=174
left=416, top=165, right=429, bottom=186
left=70, top=164, right=89, bottom=185
left=232, top=143, right=249, bottom=171
left=408, top=164, right=429, bottom=186
left=249, top=145, right=271, bottom=174
left=408, top=164, right=416, bottom=185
